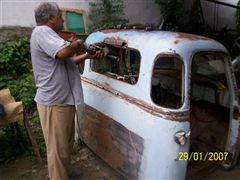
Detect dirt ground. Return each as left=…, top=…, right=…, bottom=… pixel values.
left=0, top=145, right=124, bottom=180
left=0, top=145, right=239, bottom=180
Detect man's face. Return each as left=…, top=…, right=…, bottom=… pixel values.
left=48, top=11, right=64, bottom=33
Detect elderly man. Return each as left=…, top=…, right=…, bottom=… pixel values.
left=30, top=2, right=102, bottom=180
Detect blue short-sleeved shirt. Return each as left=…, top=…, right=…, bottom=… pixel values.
left=30, top=25, right=83, bottom=105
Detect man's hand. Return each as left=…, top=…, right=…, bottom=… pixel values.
left=73, top=39, right=86, bottom=52
left=72, top=50, right=105, bottom=64
left=85, top=50, right=104, bottom=59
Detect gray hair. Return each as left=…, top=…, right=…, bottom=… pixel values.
left=34, top=2, right=60, bottom=25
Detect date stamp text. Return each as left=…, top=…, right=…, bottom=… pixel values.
left=178, top=152, right=229, bottom=161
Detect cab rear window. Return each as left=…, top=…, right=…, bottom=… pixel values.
left=151, top=55, right=184, bottom=109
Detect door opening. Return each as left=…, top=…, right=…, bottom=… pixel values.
left=187, top=52, right=231, bottom=178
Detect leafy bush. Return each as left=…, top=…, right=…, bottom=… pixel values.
left=0, top=124, right=27, bottom=163
left=8, top=74, right=36, bottom=111
left=0, top=37, right=44, bottom=163
left=155, top=0, right=187, bottom=31
left=0, top=37, right=35, bottom=112
left=0, top=37, right=31, bottom=77
left=88, top=0, right=128, bottom=32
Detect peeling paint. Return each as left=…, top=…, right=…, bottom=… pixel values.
left=100, top=29, right=130, bottom=33
left=78, top=104, right=144, bottom=179
left=104, top=37, right=127, bottom=46
left=233, top=107, right=240, bottom=119
left=82, top=77, right=189, bottom=121
left=158, top=52, right=181, bottom=58
left=176, top=32, right=211, bottom=41
left=174, top=39, right=180, bottom=44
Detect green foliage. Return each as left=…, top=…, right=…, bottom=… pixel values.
left=0, top=37, right=31, bottom=78
left=0, top=37, right=35, bottom=112
left=0, top=109, right=45, bottom=164
left=88, top=0, right=128, bottom=32
left=155, top=0, right=187, bottom=31
left=8, top=74, right=36, bottom=111
left=0, top=37, right=44, bottom=163
left=0, top=124, right=27, bottom=163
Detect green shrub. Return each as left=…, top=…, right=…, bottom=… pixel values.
left=155, top=0, right=186, bottom=30
left=0, top=37, right=35, bottom=112
left=0, top=37, right=44, bottom=163
left=0, top=37, right=31, bottom=77
left=0, top=124, right=27, bottom=163
left=8, top=74, right=35, bottom=112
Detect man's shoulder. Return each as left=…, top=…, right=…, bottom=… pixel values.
left=32, top=25, right=52, bottom=35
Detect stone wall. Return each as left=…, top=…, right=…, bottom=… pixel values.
left=0, top=26, right=32, bottom=43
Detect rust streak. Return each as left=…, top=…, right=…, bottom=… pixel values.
left=159, top=52, right=181, bottom=58
left=174, top=39, right=180, bottom=44
left=82, top=77, right=189, bottom=121
left=176, top=32, right=211, bottom=41
left=100, top=29, right=129, bottom=33
left=103, top=37, right=127, bottom=47
left=233, top=107, right=240, bottom=120
left=98, top=112, right=112, bottom=127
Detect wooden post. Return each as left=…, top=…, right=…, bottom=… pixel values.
left=23, top=112, right=43, bottom=164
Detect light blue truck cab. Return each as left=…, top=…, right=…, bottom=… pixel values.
left=77, top=29, right=240, bottom=179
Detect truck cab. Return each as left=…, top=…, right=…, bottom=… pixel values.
left=77, top=29, right=240, bottom=179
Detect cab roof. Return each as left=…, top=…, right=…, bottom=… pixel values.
left=86, top=29, right=228, bottom=61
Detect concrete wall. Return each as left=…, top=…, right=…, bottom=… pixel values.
left=0, top=0, right=238, bottom=31
left=0, top=0, right=161, bottom=42
left=124, top=0, right=161, bottom=25
left=0, top=26, right=32, bottom=43
left=0, top=0, right=161, bottom=28
left=0, top=0, right=94, bottom=27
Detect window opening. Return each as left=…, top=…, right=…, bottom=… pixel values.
left=151, top=56, right=184, bottom=109
left=91, top=44, right=141, bottom=85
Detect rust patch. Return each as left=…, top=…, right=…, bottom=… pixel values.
left=176, top=32, right=211, bottom=41
left=82, top=118, right=96, bottom=143
left=98, top=112, right=112, bottom=127
left=174, top=39, right=180, bottom=44
left=96, top=129, right=124, bottom=171
left=100, top=28, right=136, bottom=33
left=104, top=82, right=111, bottom=88
left=103, top=148, right=123, bottom=169
left=96, top=128, right=113, bottom=154
left=100, top=29, right=124, bottom=33
left=104, top=37, right=127, bottom=47
left=82, top=77, right=190, bottom=121
left=233, top=107, right=240, bottom=120
left=158, top=52, right=181, bottom=58
left=79, top=105, right=144, bottom=179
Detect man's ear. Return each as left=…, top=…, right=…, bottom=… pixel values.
left=48, top=14, right=55, bottom=23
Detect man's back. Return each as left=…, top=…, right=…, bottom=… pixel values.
left=30, top=25, right=83, bottom=105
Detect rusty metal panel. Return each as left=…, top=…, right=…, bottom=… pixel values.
left=78, top=104, right=144, bottom=179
